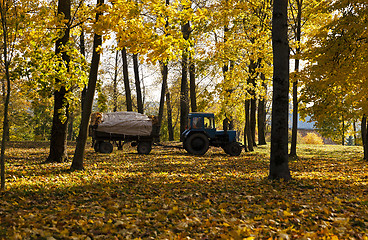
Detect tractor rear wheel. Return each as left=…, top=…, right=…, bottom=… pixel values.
left=137, top=142, right=152, bottom=154
left=225, top=142, right=242, bottom=156
left=186, top=133, right=209, bottom=155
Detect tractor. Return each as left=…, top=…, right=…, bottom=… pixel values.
left=181, top=112, right=242, bottom=156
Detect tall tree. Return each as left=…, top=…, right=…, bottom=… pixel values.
left=258, top=73, right=267, bottom=145
left=289, top=0, right=302, bottom=158
left=133, top=53, right=144, bottom=113
left=46, top=0, right=71, bottom=163
left=158, top=62, right=168, bottom=136
left=122, top=47, right=133, bottom=111
left=189, top=53, right=197, bottom=112
left=269, top=0, right=291, bottom=180
left=112, top=50, right=119, bottom=112
left=180, top=21, right=190, bottom=136
left=71, top=0, right=104, bottom=170
left=299, top=1, right=368, bottom=157
left=362, top=115, right=368, bottom=160
left=166, top=83, right=174, bottom=141
left=0, top=0, right=16, bottom=190
left=244, top=100, right=253, bottom=152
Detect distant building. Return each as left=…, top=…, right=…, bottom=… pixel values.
left=288, top=113, right=315, bottom=130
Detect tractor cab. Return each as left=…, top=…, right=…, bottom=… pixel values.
left=187, top=113, right=216, bottom=138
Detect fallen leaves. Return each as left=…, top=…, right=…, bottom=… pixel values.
left=0, top=143, right=368, bottom=239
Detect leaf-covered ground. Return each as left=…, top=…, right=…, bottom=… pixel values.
left=1, top=142, right=368, bottom=239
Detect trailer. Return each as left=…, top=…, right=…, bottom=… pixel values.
left=89, top=112, right=159, bottom=154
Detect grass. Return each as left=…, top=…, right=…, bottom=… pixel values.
left=0, top=142, right=367, bottom=239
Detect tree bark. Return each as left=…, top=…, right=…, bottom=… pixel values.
left=362, top=115, right=368, bottom=160
left=269, top=0, right=291, bottom=181
left=133, top=53, right=144, bottom=113
left=258, top=73, right=267, bottom=145
left=80, top=29, right=87, bottom=112
left=290, top=0, right=302, bottom=158
left=250, top=98, right=257, bottom=147
left=0, top=69, right=10, bottom=190
left=67, top=113, right=74, bottom=141
left=248, top=58, right=258, bottom=148
left=166, top=84, right=174, bottom=141
left=245, top=99, right=253, bottom=151
left=158, top=62, right=168, bottom=138
left=222, top=25, right=229, bottom=78
left=0, top=11, right=11, bottom=189
left=189, top=53, right=197, bottom=112
left=122, top=47, right=133, bottom=111
left=71, top=0, right=103, bottom=170
left=353, top=120, right=357, bottom=145
left=341, top=114, right=345, bottom=146
left=113, top=50, right=119, bottom=112
left=46, top=0, right=71, bottom=163
left=0, top=0, right=13, bottom=190
left=180, top=22, right=190, bottom=137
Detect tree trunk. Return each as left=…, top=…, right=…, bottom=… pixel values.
left=0, top=28, right=11, bottom=190
left=258, top=73, right=267, bottom=145
left=250, top=98, right=257, bottom=147
left=80, top=29, right=87, bottom=112
left=0, top=73, right=10, bottom=190
left=133, top=53, right=144, bottom=113
left=166, top=85, right=174, bottom=141
left=341, top=114, right=345, bottom=145
left=122, top=47, right=133, bottom=111
left=245, top=99, right=253, bottom=151
left=71, top=0, right=103, bottom=170
left=158, top=62, right=168, bottom=138
left=223, top=25, right=229, bottom=78
left=67, top=113, right=74, bottom=141
left=0, top=0, right=13, bottom=190
left=353, top=120, right=357, bottom=145
left=290, top=0, right=302, bottom=158
left=180, top=22, right=190, bottom=137
left=46, top=0, right=71, bottom=163
left=189, top=53, right=197, bottom=112
left=269, top=0, right=291, bottom=181
left=248, top=58, right=258, bottom=148
left=362, top=115, right=368, bottom=160
left=113, top=50, right=119, bottom=112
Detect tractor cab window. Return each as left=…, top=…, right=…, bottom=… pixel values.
left=192, top=117, right=203, bottom=129
left=204, top=117, right=215, bottom=129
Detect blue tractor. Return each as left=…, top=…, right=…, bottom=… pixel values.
left=181, top=112, right=242, bottom=156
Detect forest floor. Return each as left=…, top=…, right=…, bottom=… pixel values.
left=1, top=142, right=368, bottom=239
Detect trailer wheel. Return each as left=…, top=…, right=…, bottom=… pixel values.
left=94, top=141, right=101, bottom=153
left=186, top=133, right=209, bottom=155
left=226, top=142, right=242, bottom=156
left=99, top=141, right=113, bottom=154
left=137, top=142, right=152, bottom=154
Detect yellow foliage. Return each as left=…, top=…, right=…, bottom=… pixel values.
left=300, top=132, right=324, bottom=145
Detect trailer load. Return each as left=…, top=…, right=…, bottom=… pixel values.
left=89, top=111, right=159, bottom=154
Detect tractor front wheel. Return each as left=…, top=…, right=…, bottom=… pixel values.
left=186, top=133, right=209, bottom=155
